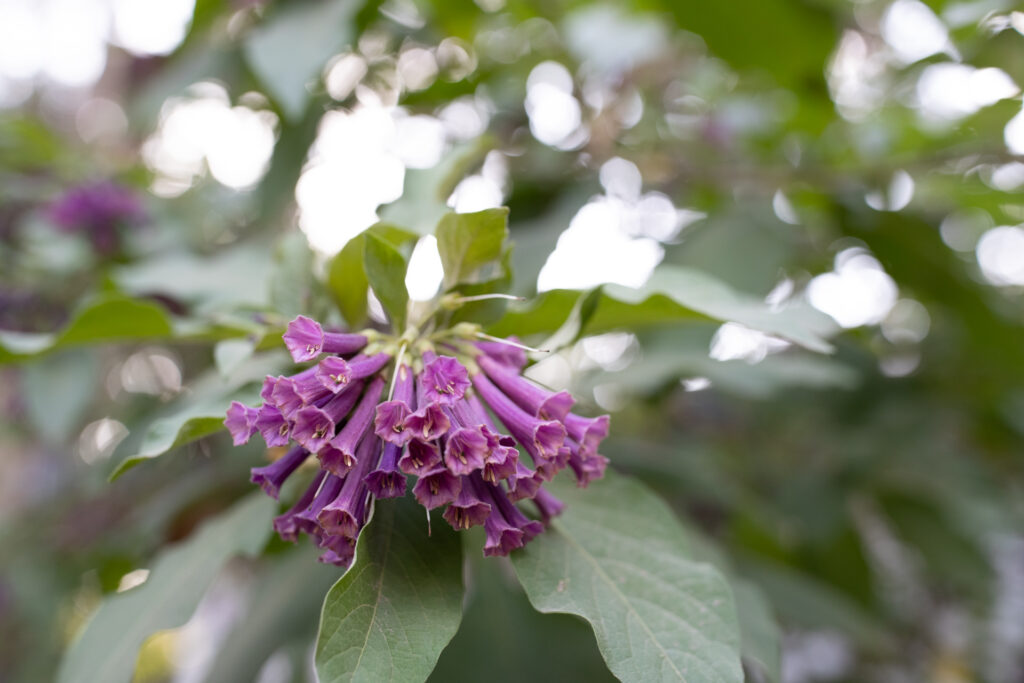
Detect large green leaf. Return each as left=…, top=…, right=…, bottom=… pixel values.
left=56, top=494, right=276, bottom=683
left=243, top=0, right=364, bottom=121
left=22, top=348, right=101, bottom=442
left=269, top=231, right=316, bottom=319
left=109, top=353, right=288, bottom=480
left=435, top=208, right=510, bottom=290
left=315, top=495, right=464, bottom=683
left=490, top=265, right=837, bottom=353
left=327, top=223, right=418, bottom=328
left=0, top=295, right=174, bottom=361
left=512, top=471, right=744, bottom=683
left=364, top=232, right=410, bottom=330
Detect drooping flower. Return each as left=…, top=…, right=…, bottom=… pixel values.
left=225, top=314, right=610, bottom=566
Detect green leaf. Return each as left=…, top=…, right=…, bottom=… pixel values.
left=435, top=208, right=509, bottom=290
left=0, top=295, right=175, bottom=362
left=364, top=233, right=410, bottom=330
left=429, top=539, right=617, bottom=683
left=315, top=495, right=464, bottom=683
left=490, top=266, right=837, bottom=353
left=327, top=223, right=417, bottom=328
left=109, top=353, right=287, bottom=480
left=243, top=0, right=364, bottom=121
left=23, top=348, right=101, bottom=442
left=56, top=494, right=276, bottom=683
left=512, top=471, right=744, bottom=683
left=269, top=231, right=316, bottom=319
left=213, top=338, right=257, bottom=378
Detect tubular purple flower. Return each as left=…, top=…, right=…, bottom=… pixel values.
left=283, top=315, right=367, bottom=363
left=507, top=461, right=542, bottom=502
left=318, top=377, right=385, bottom=475
left=317, top=535, right=356, bottom=567
left=399, top=439, right=442, bottom=475
left=271, top=379, right=309, bottom=419
left=318, top=434, right=378, bottom=538
left=480, top=434, right=518, bottom=484
left=273, top=470, right=326, bottom=542
left=419, top=355, right=471, bottom=405
left=477, top=354, right=575, bottom=421
left=475, top=338, right=527, bottom=370
left=255, top=405, right=291, bottom=447
left=443, top=427, right=489, bottom=475
left=374, top=363, right=415, bottom=444
left=317, top=353, right=390, bottom=393
left=412, top=466, right=461, bottom=509
left=563, top=413, right=610, bottom=459
left=291, top=406, right=336, bottom=453
left=315, top=356, right=352, bottom=393
left=443, top=477, right=492, bottom=530
left=479, top=478, right=542, bottom=557
left=293, top=473, right=344, bottom=535
left=250, top=446, right=310, bottom=499
left=471, top=373, right=566, bottom=464
left=365, top=442, right=406, bottom=498
left=225, top=401, right=259, bottom=445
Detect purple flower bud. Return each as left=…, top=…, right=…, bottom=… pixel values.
left=273, top=470, right=326, bottom=541
left=399, top=439, right=442, bottom=475
left=255, top=405, right=291, bottom=447
left=224, top=401, right=259, bottom=445
left=250, top=446, right=309, bottom=499
left=443, top=427, right=489, bottom=475
left=478, top=354, right=575, bottom=421
left=283, top=315, right=367, bottom=363
left=419, top=355, right=471, bottom=405
left=318, top=377, right=385, bottom=476
left=365, top=442, right=406, bottom=499
left=443, top=478, right=492, bottom=530
left=412, top=466, right=461, bottom=509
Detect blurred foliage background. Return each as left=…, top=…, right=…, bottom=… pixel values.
left=1, top=0, right=1024, bottom=681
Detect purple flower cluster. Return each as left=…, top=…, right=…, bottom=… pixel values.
left=47, top=181, right=145, bottom=254
left=225, top=315, right=610, bottom=566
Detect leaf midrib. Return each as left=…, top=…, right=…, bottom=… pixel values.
left=349, top=509, right=395, bottom=681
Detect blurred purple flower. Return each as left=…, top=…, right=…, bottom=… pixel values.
left=47, top=181, right=146, bottom=254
